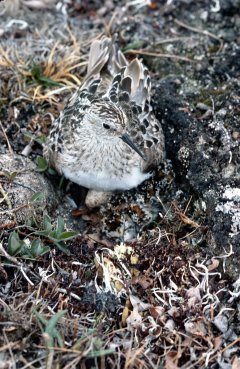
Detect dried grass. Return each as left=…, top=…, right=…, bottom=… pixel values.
left=0, top=33, right=87, bottom=104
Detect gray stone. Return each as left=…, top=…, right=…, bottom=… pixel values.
left=0, top=153, right=58, bottom=227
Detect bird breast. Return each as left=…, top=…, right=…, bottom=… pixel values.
left=58, top=134, right=150, bottom=191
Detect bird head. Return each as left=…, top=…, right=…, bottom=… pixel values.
left=86, top=101, right=146, bottom=160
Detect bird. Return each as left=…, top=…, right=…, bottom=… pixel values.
left=44, top=37, right=165, bottom=209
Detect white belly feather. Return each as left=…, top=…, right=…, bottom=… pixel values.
left=63, top=165, right=151, bottom=191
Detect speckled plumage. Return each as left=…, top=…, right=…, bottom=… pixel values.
left=44, top=37, right=165, bottom=207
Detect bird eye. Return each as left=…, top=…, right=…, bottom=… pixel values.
left=103, top=123, right=110, bottom=129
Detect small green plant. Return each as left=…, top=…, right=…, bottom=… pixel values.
left=33, top=308, right=67, bottom=350
left=2, top=171, right=18, bottom=182
left=35, top=156, right=57, bottom=175
left=24, top=131, right=47, bottom=146
left=35, top=156, right=48, bottom=172
left=36, top=215, right=77, bottom=254
left=86, top=337, right=115, bottom=359
left=7, top=231, right=22, bottom=256
left=31, top=191, right=46, bottom=202
left=72, top=330, right=114, bottom=358
left=122, top=40, right=145, bottom=52
left=7, top=215, right=77, bottom=258
left=30, top=65, right=63, bottom=88
left=7, top=231, right=50, bottom=259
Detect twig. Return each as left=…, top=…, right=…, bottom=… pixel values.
left=19, top=355, right=41, bottom=369
left=21, top=139, right=34, bottom=157
left=104, top=11, right=117, bottom=36
left=2, top=329, right=17, bottom=369
left=0, top=242, right=38, bottom=284
left=0, top=341, right=20, bottom=353
left=0, top=121, right=13, bottom=154
left=20, top=264, right=34, bottom=286
left=36, top=343, right=93, bottom=354
left=0, top=242, right=22, bottom=266
left=0, top=46, right=14, bottom=67
left=0, top=185, right=9, bottom=204
left=185, top=337, right=240, bottom=369
left=155, top=36, right=197, bottom=45
left=20, top=355, right=47, bottom=369
left=124, top=49, right=195, bottom=62
left=174, top=19, right=224, bottom=52
left=0, top=203, right=29, bottom=215
left=172, top=202, right=200, bottom=228
left=46, top=350, right=54, bottom=369
left=184, top=196, right=192, bottom=215
left=62, top=356, right=82, bottom=369
left=0, top=221, right=16, bottom=230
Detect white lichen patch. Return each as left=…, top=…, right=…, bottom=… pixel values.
left=222, top=187, right=240, bottom=201
left=216, top=187, right=240, bottom=235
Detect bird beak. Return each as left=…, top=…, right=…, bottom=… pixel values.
left=121, top=133, right=146, bottom=161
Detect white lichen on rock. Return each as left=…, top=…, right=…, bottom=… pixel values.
left=216, top=187, right=240, bottom=236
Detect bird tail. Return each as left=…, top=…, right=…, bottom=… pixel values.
left=84, top=37, right=151, bottom=113
left=86, top=36, right=127, bottom=78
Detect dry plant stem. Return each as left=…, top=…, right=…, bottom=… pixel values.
left=19, top=355, right=36, bottom=369
left=155, top=36, right=196, bottom=45
left=1, top=39, right=86, bottom=103
left=179, top=227, right=199, bottom=240
left=20, top=356, right=46, bottom=369
left=184, top=195, right=192, bottom=214
left=21, top=139, right=34, bottom=156
left=124, top=49, right=195, bottom=62
left=36, top=345, right=91, bottom=355
left=0, top=243, right=39, bottom=284
left=210, top=337, right=240, bottom=363
left=184, top=337, right=240, bottom=369
left=46, top=350, right=54, bottom=369
left=0, top=183, right=10, bottom=204
left=0, top=203, right=29, bottom=215
left=172, top=202, right=200, bottom=228
left=174, top=19, right=224, bottom=52
left=66, top=26, right=79, bottom=51
left=0, top=220, right=16, bottom=229
left=0, top=121, right=13, bottom=154
left=62, top=356, right=82, bottom=369
left=104, top=11, right=117, bottom=36
left=0, top=46, right=14, bottom=67
left=0, top=341, right=20, bottom=353
left=3, top=329, right=17, bottom=369
left=124, top=340, right=145, bottom=369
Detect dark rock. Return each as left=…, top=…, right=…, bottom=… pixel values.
left=152, top=75, right=240, bottom=280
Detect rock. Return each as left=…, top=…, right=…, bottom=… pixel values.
left=0, top=153, right=58, bottom=227
left=213, top=314, right=229, bottom=333
left=152, top=74, right=240, bottom=280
